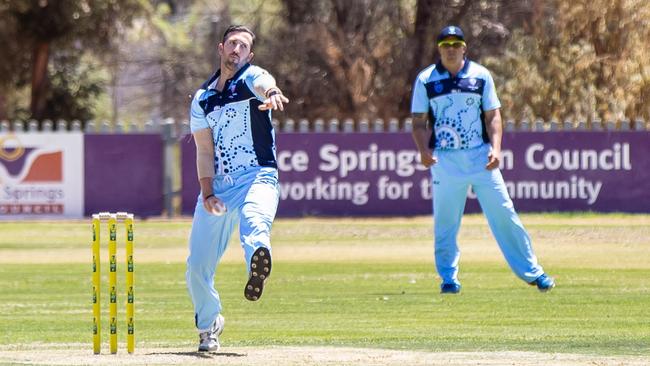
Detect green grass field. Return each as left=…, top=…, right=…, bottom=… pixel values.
left=0, top=214, right=649, bottom=359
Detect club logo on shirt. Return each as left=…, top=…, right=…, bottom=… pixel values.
left=467, top=78, right=479, bottom=91
left=228, top=83, right=238, bottom=99
left=434, top=82, right=443, bottom=93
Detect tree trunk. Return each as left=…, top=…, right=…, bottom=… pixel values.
left=0, top=94, right=6, bottom=120
left=31, top=41, right=50, bottom=120
left=399, top=0, right=436, bottom=115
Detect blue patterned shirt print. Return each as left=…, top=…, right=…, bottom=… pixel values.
left=410, top=59, right=500, bottom=150
left=190, top=64, right=277, bottom=175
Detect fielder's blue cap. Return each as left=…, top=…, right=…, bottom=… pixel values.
left=437, top=25, right=465, bottom=42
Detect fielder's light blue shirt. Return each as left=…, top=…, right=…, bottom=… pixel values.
left=411, top=59, right=500, bottom=150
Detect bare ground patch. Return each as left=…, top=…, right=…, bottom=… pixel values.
left=0, top=345, right=649, bottom=366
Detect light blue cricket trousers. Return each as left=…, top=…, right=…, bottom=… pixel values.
left=431, top=143, right=544, bottom=286
left=186, top=167, right=279, bottom=331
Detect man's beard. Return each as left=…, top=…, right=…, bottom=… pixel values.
left=224, top=55, right=243, bottom=70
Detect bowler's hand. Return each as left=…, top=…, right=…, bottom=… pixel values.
left=420, top=150, right=438, bottom=168
left=258, top=93, right=290, bottom=111
left=203, top=195, right=227, bottom=216
left=486, top=150, right=500, bottom=170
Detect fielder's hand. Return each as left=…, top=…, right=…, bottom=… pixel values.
left=486, top=150, right=500, bottom=170
left=419, top=150, right=438, bottom=168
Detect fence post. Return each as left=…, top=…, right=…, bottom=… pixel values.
left=403, top=118, right=413, bottom=132
left=358, top=118, right=369, bottom=133
left=591, top=118, right=602, bottom=131
left=373, top=118, right=384, bottom=132
left=519, top=119, right=530, bottom=131
left=327, top=118, right=339, bottom=132
left=56, top=119, right=68, bottom=131
left=42, top=119, right=53, bottom=132
left=620, top=119, right=630, bottom=130
left=71, top=120, right=83, bottom=131
left=314, top=118, right=325, bottom=132
left=634, top=118, right=645, bottom=131
left=161, top=118, right=180, bottom=217
left=343, top=118, right=355, bottom=133
left=13, top=120, right=25, bottom=132
left=298, top=119, right=310, bottom=133
left=283, top=118, right=295, bottom=133
left=549, top=119, right=559, bottom=131
left=388, top=118, right=399, bottom=132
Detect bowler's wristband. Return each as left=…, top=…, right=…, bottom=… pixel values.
left=204, top=194, right=215, bottom=200
left=265, top=88, right=282, bottom=98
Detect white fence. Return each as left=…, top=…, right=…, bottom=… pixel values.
left=1, top=117, right=648, bottom=134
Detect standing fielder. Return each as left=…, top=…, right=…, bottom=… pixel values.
left=186, top=25, right=289, bottom=352
left=410, top=25, right=555, bottom=294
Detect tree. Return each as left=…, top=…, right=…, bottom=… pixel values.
left=271, top=0, right=527, bottom=121
left=483, top=0, right=650, bottom=122
left=0, top=0, right=147, bottom=121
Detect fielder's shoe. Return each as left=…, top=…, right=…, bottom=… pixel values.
left=244, top=247, right=272, bottom=301
left=440, top=283, right=461, bottom=294
left=530, top=273, right=555, bottom=292
left=198, top=314, right=224, bottom=352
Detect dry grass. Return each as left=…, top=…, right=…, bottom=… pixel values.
left=1, top=214, right=649, bottom=269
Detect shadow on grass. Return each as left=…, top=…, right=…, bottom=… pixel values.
left=148, top=351, right=246, bottom=358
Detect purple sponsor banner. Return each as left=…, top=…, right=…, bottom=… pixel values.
left=498, top=132, right=649, bottom=212
left=275, top=133, right=431, bottom=216
left=181, top=132, right=650, bottom=216
left=84, top=134, right=164, bottom=216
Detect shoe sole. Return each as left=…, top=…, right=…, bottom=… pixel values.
left=198, top=345, right=220, bottom=352
left=244, top=247, right=271, bottom=301
left=537, top=282, right=555, bottom=292
left=529, top=278, right=555, bottom=292
left=440, top=289, right=460, bottom=294
left=440, top=286, right=461, bottom=294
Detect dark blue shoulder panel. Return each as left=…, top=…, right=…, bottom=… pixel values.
left=424, top=78, right=485, bottom=99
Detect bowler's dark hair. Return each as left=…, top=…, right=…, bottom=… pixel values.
left=222, top=25, right=256, bottom=48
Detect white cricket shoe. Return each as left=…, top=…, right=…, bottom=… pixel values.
left=198, top=314, right=224, bottom=352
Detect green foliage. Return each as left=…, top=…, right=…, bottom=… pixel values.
left=0, top=0, right=148, bottom=120
left=45, top=53, right=106, bottom=121
left=2, top=0, right=650, bottom=122
left=484, top=0, right=650, bottom=123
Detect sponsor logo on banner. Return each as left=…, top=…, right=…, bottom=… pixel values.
left=0, top=133, right=84, bottom=217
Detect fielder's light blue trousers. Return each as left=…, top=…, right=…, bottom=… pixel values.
left=431, top=144, right=544, bottom=286
left=186, top=167, right=279, bottom=331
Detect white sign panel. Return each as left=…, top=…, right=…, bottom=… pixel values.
left=0, top=133, right=84, bottom=218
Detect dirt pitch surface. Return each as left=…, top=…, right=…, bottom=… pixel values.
left=1, top=345, right=649, bottom=366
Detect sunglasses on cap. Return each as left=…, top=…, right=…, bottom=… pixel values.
left=438, top=40, right=466, bottom=48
